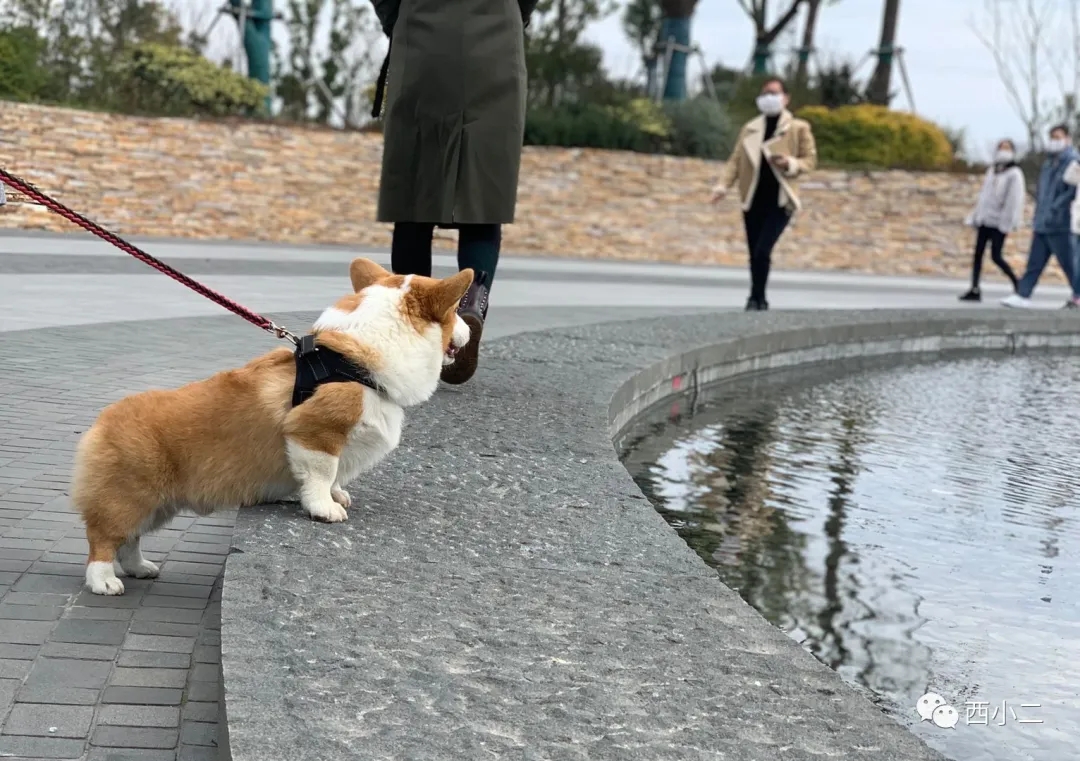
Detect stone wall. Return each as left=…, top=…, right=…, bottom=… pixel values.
left=0, top=101, right=1053, bottom=283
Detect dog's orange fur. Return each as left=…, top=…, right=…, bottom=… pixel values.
left=73, top=260, right=472, bottom=577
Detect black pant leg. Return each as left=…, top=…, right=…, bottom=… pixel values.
left=749, top=205, right=791, bottom=303
left=987, top=228, right=1019, bottom=291
left=390, top=222, right=436, bottom=277
left=457, top=224, right=502, bottom=285
left=971, top=225, right=992, bottom=288
left=743, top=209, right=765, bottom=300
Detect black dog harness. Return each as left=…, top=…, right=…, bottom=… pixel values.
left=292, top=334, right=386, bottom=407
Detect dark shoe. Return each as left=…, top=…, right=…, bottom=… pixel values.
left=745, top=297, right=759, bottom=311
left=1063, top=299, right=1079, bottom=310
left=441, top=271, right=489, bottom=385
left=959, top=288, right=982, bottom=302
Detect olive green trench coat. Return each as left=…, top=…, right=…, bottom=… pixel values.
left=371, top=0, right=536, bottom=225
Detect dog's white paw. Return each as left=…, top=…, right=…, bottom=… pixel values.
left=331, top=488, right=352, bottom=508
left=86, top=561, right=125, bottom=595
left=123, top=559, right=160, bottom=579
left=305, top=500, right=349, bottom=523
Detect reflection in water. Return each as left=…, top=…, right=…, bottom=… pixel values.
left=621, top=354, right=1080, bottom=761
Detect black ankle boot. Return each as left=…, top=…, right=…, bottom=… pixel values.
left=959, top=287, right=981, bottom=302
left=441, top=271, right=489, bottom=385
left=745, top=297, right=760, bottom=311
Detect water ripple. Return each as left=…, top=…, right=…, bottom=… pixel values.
left=622, top=354, right=1080, bottom=761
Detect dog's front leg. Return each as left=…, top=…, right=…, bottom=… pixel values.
left=283, top=385, right=366, bottom=524
left=286, top=442, right=347, bottom=522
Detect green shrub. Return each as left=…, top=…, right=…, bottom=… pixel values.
left=797, top=104, right=954, bottom=170
left=0, top=26, right=50, bottom=101
left=112, top=43, right=268, bottom=117
left=525, top=95, right=741, bottom=158
left=524, top=99, right=665, bottom=153
left=662, top=97, right=735, bottom=159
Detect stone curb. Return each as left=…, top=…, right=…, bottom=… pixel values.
left=219, top=309, right=1080, bottom=761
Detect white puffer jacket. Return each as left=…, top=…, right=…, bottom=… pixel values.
left=966, top=165, right=1026, bottom=233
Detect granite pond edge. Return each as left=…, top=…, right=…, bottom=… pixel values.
left=220, top=311, right=1080, bottom=761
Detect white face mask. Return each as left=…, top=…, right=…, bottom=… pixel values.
left=756, top=92, right=785, bottom=117
left=1047, top=137, right=1069, bottom=153
left=994, top=149, right=1014, bottom=164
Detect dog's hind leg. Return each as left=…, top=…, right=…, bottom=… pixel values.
left=85, top=525, right=127, bottom=596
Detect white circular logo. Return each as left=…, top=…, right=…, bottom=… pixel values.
left=916, top=692, right=947, bottom=722
left=932, top=704, right=959, bottom=729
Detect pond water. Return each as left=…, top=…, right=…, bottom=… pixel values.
left=620, top=353, right=1080, bottom=761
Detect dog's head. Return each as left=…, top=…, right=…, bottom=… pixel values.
left=348, top=258, right=472, bottom=365
left=310, top=258, right=472, bottom=405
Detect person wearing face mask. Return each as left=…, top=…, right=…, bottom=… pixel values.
left=711, top=78, right=817, bottom=311
left=1002, top=124, right=1079, bottom=309
left=959, top=139, right=1025, bottom=301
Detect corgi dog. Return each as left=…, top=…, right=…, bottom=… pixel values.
left=72, top=259, right=472, bottom=595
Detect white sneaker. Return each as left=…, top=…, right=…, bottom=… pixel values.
left=1001, top=294, right=1033, bottom=308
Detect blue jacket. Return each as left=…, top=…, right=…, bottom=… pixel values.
left=1033, top=147, right=1079, bottom=234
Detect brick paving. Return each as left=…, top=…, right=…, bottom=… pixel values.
left=0, top=316, right=300, bottom=761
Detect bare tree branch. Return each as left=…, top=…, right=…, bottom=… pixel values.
left=970, top=0, right=1076, bottom=150
left=761, top=0, right=803, bottom=44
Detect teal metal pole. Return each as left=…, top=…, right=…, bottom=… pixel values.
left=659, top=16, right=692, bottom=101
left=230, top=0, right=273, bottom=114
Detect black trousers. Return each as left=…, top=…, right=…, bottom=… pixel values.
left=971, top=225, right=1019, bottom=290
left=390, top=223, right=501, bottom=284
left=743, top=203, right=791, bottom=303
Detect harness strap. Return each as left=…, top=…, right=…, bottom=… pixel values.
left=292, top=334, right=386, bottom=407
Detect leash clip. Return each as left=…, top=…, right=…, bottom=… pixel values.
left=270, top=322, right=300, bottom=346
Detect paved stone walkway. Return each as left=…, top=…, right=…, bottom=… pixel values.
left=0, top=232, right=1071, bottom=761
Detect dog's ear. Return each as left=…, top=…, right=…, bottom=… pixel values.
left=349, top=258, right=390, bottom=292
left=432, top=269, right=474, bottom=316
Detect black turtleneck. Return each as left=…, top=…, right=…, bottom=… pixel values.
left=751, top=114, right=782, bottom=212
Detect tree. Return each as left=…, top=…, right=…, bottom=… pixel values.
left=526, top=0, right=613, bottom=107
left=272, top=0, right=380, bottom=125
left=0, top=0, right=185, bottom=105
left=621, top=0, right=661, bottom=95
left=970, top=0, right=1078, bottom=151
left=864, top=0, right=899, bottom=106
left=655, top=0, right=697, bottom=100
left=793, top=0, right=842, bottom=88
left=736, top=0, right=806, bottom=75
left=793, top=0, right=822, bottom=87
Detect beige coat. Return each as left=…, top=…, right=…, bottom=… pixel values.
left=717, top=110, right=817, bottom=213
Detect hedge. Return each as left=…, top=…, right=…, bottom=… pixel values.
left=796, top=104, right=954, bottom=170
left=112, top=43, right=268, bottom=117
left=522, top=99, right=953, bottom=169
left=524, top=96, right=735, bottom=159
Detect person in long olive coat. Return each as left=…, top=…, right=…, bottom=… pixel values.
left=370, top=0, right=536, bottom=386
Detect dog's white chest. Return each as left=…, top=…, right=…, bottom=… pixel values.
left=336, top=394, right=404, bottom=487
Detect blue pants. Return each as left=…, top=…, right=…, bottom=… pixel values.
left=1017, top=232, right=1076, bottom=297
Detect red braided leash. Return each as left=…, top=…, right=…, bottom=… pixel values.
left=0, top=167, right=298, bottom=344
